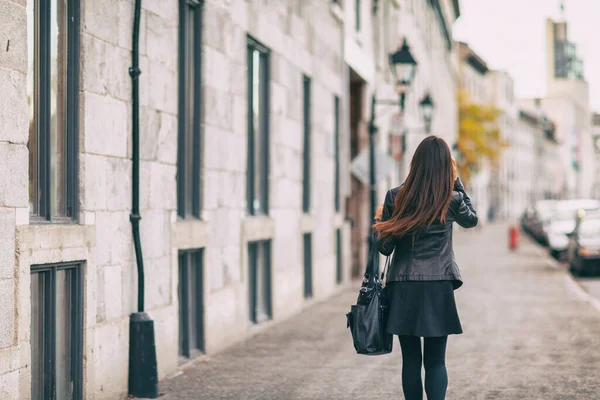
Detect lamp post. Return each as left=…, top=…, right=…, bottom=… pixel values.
left=419, top=92, right=434, bottom=134
left=367, top=39, right=417, bottom=255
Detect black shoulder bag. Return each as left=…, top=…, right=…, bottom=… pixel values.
left=346, top=238, right=393, bottom=355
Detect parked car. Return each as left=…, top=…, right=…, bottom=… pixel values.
left=568, top=209, right=600, bottom=276
left=547, top=199, right=600, bottom=260
left=520, top=205, right=536, bottom=236
left=527, top=200, right=558, bottom=246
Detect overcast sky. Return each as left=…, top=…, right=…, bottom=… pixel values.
left=453, top=0, right=600, bottom=112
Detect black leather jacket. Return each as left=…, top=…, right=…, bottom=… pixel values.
left=377, top=178, right=478, bottom=289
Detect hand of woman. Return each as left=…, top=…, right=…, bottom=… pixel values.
left=375, top=203, right=384, bottom=221
left=452, top=157, right=457, bottom=182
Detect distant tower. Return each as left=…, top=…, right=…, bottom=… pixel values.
left=560, top=0, right=565, bottom=20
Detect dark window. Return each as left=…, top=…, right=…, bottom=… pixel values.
left=303, top=233, right=313, bottom=298
left=27, top=0, right=80, bottom=222
left=31, top=262, right=83, bottom=400
left=355, top=0, right=360, bottom=31
left=178, top=249, right=204, bottom=358
left=302, top=76, right=311, bottom=213
left=247, top=37, right=270, bottom=216
left=178, top=0, right=203, bottom=219
left=248, top=240, right=272, bottom=323
left=334, top=96, right=341, bottom=212
left=336, top=228, right=343, bottom=284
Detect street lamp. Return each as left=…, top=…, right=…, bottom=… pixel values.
left=367, top=39, right=417, bottom=255
left=389, top=39, right=418, bottom=111
left=419, top=92, right=434, bottom=134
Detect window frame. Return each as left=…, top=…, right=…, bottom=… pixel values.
left=177, top=0, right=203, bottom=219
left=246, top=37, right=271, bottom=216
left=29, top=0, right=80, bottom=223
left=178, top=248, right=205, bottom=359
left=336, top=228, right=343, bottom=284
left=334, top=96, right=341, bottom=212
left=30, top=262, right=84, bottom=400
left=302, top=75, right=311, bottom=213
left=248, top=240, right=272, bottom=324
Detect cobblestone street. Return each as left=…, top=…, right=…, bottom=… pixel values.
left=160, top=224, right=600, bottom=400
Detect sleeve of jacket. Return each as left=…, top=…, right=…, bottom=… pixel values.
left=376, top=189, right=396, bottom=256
left=451, top=178, right=478, bottom=228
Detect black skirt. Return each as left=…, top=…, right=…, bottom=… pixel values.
left=385, top=280, right=463, bottom=337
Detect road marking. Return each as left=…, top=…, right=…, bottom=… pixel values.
left=565, top=274, right=600, bottom=314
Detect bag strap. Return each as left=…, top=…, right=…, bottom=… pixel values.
left=380, top=255, right=390, bottom=280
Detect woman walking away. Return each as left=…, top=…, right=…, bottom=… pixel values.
left=373, top=136, right=478, bottom=400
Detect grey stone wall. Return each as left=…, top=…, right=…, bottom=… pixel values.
left=0, top=0, right=351, bottom=399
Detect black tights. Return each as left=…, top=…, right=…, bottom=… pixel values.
left=398, top=335, right=448, bottom=400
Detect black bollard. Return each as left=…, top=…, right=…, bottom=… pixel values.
left=128, top=312, right=158, bottom=398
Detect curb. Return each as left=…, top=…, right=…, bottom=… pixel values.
left=565, top=274, right=600, bottom=314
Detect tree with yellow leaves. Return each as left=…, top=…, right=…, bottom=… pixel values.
left=455, top=89, right=505, bottom=184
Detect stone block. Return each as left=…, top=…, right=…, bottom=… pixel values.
left=82, top=93, right=128, bottom=158
left=80, top=34, right=108, bottom=96
left=138, top=161, right=152, bottom=210
left=203, top=2, right=227, bottom=50
left=145, top=257, right=171, bottom=309
left=204, top=46, right=230, bottom=93
left=229, top=61, right=246, bottom=99
left=203, top=87, right=233, bottom=130
left=148, top=163, right=176, bottom=211
left=149, top=305, right=178, bottom=381
left=202, top=169, right=220, bottom=211
left=0, top=279, right=14, bottom=348
left=0, top=69, right=27, bottom=145
left=95, top=212, right=133, bottom=267
left=17, top=264, right=30, bottom=343
left=0, top=1, right=26, bottom=74
left=224, top=133, right=246, bottom=174
left=0, top=369, right=18, bottom=400
left=14, top=208, right=28, bottom=226
left=207, top=247, right=224, bottom=291
left=83, top=0, right=120, bottom=45
left=120, top=259, right=137, bottom=316
left=203, top=125, right=225, bottom=171
left=81, top=153, right=107, bottom=211
left=105, top=157, right=132, bottom=211
left=92, top=321, right=129, bottom=399
left=139, top=107, right=160, bottom=161
left=146, top=61, right=177, bottom=115
left=139, top=210, right=170, bottom=260
left=0, top=345, right=19, bottom=376
left=0, top=143, right=27, bottom=208
left=231, top=95, right=247, bottom=137
left=142, top=0, right=177, bottom=21
left=222, top=244, right=241, bottom=284
left=0, top=209, right=15, bottom=280
left=103, top=265, right=123, bottom=320
left=146, top=11, right=177, bottom=70
left=95, top=267, right=106, bottom=323
left=155, top=112, right=178, bottom=165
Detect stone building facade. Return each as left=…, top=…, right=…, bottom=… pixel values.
left=1, top=0, right=354, bottom=399
left=1, top=0, right=464, bottom=398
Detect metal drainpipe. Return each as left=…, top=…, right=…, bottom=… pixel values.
left=127, top=0, right=158, bottom=397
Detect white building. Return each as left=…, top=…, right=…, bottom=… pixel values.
left=591, top=113, right=600, bottom=198
left=488, top=71, right=537, bottom=220
left=0, top=0, right=464, bottom=398
left=540, top=16, right=594, bottom=199
left=457, top=42, right=492, bottom=222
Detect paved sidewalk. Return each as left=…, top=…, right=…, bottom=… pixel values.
left=159, top=224, right=600, bottom=399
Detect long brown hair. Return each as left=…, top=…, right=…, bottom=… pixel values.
left=374, top=136, right=454, bottom=240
